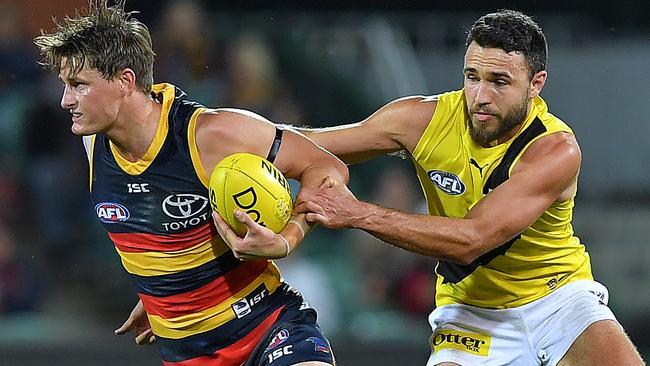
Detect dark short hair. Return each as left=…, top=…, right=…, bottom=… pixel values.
left=34, top=0, right=155, bottom=93
left=466, top=9, right=547, bottom=79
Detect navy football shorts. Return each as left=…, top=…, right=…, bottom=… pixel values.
left=246, top=300, right=335, bottom=366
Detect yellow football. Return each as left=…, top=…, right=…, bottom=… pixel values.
left=209, top=153, right=293, bottom=237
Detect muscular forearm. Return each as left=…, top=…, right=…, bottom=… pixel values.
left=294, top=128, right=355, bottom=163
left=350, top=202, right=484, bottom=264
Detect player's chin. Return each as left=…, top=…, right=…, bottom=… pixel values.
left=70, top=123, right=94, bottom=136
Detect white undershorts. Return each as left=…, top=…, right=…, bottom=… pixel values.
left=426, top=280, right=618, bottom=366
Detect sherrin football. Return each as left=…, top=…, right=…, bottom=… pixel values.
left=209, top=153, right=293, bottom=237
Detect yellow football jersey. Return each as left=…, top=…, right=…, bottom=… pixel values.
left=411, top=90, right=593, bottom=309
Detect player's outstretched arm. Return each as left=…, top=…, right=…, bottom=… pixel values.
left=293, top=96, right=436, bottom=164
left=296, top=132, right=581, bottom=264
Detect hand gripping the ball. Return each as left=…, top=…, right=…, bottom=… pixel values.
left=213, top=210, right=289, bottom=261
left=209, top=153, right=293, bottom=237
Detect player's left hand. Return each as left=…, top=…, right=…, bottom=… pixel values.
left=294, top=180, right=362, bottom=229
left=212, top=211, right=286, bottom=260
left=114, top=300, right=156, bottom=345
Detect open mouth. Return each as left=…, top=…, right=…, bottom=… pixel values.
left=71, top=111, right=82, bottom=121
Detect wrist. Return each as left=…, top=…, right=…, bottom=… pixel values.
left=287, top=216, right=309, bottom=239
left=277, top=234, right=291, bottom=258
left=349, top=200, right=377, bottom=229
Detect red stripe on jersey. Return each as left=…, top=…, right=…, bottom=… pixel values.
left=139, top=260, right=269, bottom=318
left=109, top=223, right=216, bottom=252
left=162, top=306, right=283, bottom=366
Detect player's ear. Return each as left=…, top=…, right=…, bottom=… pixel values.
left=117, top=68, right=138, bottom=95
left=528, top=70, right=547, bottom=99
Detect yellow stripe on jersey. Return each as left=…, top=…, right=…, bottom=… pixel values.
left=109, top=83, right=175, bottom=176
left=148, top=264, right=282, bottom=339
left=116, top=237, right=230, bottom=276
left=187, top=107, right=209, bottom=188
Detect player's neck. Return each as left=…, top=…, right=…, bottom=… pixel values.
left=107, top=93, right=161, bottom=162
left=493, top=123, right=523, bottom=147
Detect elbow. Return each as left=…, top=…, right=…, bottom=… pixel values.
left=330, top=157, right=350, bottom=185
left=453, top=226, right=514, bottom=265
left=448, top=226, right=490, bottom=265
left=451, top=246, right=481, bottom=266
left=304, top=154, right=350, bottom=186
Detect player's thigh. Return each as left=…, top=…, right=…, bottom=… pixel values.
left=558, top=319, right=644, bottom=366
left=292, top=362, right=333, bottom=366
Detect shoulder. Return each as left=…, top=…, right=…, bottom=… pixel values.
left=192, top=107, right=278, bottom=167
left=524, top=132, right=580, bottom=163
left=368, top=95, right=439, bottom=151
left=195, top=108, right=273, bottom=140
left=514, top=131, right=581, bottom=181
left=197, top=107, right=273, bottom=125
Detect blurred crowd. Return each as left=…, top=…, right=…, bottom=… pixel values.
left=0, top=0, right=435, bottom=340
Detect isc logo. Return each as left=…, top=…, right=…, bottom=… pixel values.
left=232, top=284, right=269, bottom=318
left=127, top=183, right=150, bottom=193
left=427, top=170, right=465, bottom=195
left=267, top=345, right=293, bottom=363
left=95, top=202, right=130, bottom=223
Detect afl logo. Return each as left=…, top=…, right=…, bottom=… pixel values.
left=427, top=170, right=465, bottom=195
left=162, top=194, right=208, bottom=219
left=266, top=329, right=290, bottom=350
left=95, top=202, right=130, bottom=223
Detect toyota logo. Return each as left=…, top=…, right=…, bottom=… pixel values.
left=162, top=194, right=208, bottom=219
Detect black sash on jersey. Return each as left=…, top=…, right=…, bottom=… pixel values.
left=438, top=118, right=547, bottom=284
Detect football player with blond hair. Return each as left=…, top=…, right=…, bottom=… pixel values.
left=35, top=1, right=347, bottom=365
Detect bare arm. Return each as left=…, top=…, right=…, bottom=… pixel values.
left=195, top=108, right=349, bottom=259
left=297, top=132, right=581, bottom=264
left=195, top=108, right=348, bottom=184
left=294, top=96, right=436, bottom=164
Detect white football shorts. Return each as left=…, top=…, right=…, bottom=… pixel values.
left=426, top=280, right=618, bottom=366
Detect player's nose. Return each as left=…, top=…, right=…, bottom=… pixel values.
left=60, top=84, right=77, bottom=110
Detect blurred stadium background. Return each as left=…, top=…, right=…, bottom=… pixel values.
left=0, top=0, right=648, bottom=364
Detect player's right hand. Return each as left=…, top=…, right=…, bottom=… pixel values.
left=213, top=211, right=285, bottom=260
left=114, top=300, right=156, bottom=345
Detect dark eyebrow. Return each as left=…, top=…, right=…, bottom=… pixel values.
left=489, top=71, right=512, bottom=80
left=60, top=76, right=86, bottom=84
left=463, top=67, right=477, bottom=74
left=463, top=67, right=512, bottom=80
